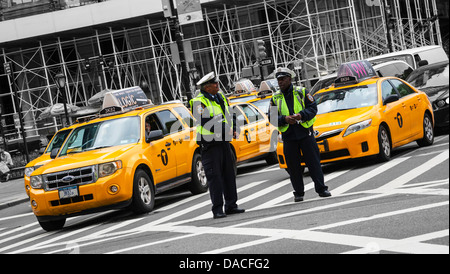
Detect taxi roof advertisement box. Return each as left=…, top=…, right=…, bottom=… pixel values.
left=102, top=86, right=149, bottom=111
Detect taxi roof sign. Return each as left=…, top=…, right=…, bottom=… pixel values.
left=335, top=60, right=376, bottom=87
left=102, top=86, right=150, bottom=114
left=234, top=79, right=256, bottom=94
left=259, top=79, right=279, bottom=93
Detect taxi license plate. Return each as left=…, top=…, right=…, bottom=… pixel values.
left=59, top=186, right=78, bottom=199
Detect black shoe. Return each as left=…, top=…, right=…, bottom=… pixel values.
left=318, top=190, right=331, bottom=197
left=293, top=192, right=304, bottom=202
left=213, top=212, right=227, bottom=219
left=225, top=208, right=245, bottom=215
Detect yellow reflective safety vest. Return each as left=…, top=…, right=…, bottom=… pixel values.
left=190, top=92, right=232, bottom=139
left=272, top=86, right=316, bottom=132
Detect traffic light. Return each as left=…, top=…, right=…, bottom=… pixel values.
left=254, top=39, right=267, bottom=60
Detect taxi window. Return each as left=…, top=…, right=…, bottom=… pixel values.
left=145, top=114, right=162, bottom=132
left=232, top=106, right=248, bottom=126
left=381, top=80, right=398, bottom=101
left=174, top=106, right=194, bottom=128
left=156, top=110, right=184, bottom=135
left=45, top=129, right=72, bottom=153
left=389, top=79, right=415, bottom=97
left=240, top=103, right=264, bottom=123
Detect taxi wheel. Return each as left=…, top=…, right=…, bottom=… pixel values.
left=377, top=125, right=391, bottom=162
left=130, top=169, right=155, bottom=213
left=417, top=113, right=434, bottom=147
left=38, top=218, right=66, bottom=232
left=189, top=153, right=208, bottom=194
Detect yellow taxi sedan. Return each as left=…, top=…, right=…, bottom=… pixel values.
left=231, top=102, right=278, bottom=165
left=277, top=60, right=434, bottom=168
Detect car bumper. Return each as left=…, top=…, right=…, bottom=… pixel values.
left=30, top=167, right=133, bottom=218
left=277, top=126, right=379, bottom=168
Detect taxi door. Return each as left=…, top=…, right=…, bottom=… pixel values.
left=241, top=103, right=271, bottom=154
left=380, top=79, right=412, bottom=145
left=231, top=105, right=257, bottom=162
left=389, top=79, right=424, bottom=137
left=169, top=106, right=197, bottom=177
left=144, top=112, right=177, bottom=184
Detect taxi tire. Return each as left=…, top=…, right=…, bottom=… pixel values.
left=377, top=125, right=391, bottom=162
left=189, top=153, right=208, bottom=194
left=416, top=113, right=434, bottom=147
left=130, top=169, right=155, bottom=214
left=38, top=218, right=66, bottom=232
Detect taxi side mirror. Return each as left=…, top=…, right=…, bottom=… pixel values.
left=146, top=129, right=164, bottom=143
left=383, top=94, right=399, bottom=105
left=50, top=148, right=59, bottom=159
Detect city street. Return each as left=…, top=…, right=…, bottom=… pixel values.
left=0, top=133, right=448, bottom=257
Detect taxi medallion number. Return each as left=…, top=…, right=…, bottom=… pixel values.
left=59, top=186, right=79, bottom=199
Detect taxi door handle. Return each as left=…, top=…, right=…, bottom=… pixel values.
left=165, top=142, right=172, bottom=147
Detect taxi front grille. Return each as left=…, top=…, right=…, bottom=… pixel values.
left=50, top=194, right=94, bottom=207
left=43, top=166, right=97, bottom=191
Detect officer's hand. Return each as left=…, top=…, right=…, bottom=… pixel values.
left=285, top=115, right=297, bottom=125
left=293, top=113, right=302, bottom=121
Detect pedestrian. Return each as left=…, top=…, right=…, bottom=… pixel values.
left=190, top=71, right=245, bottom=219
left=0, top=147, right=13, bottom=182
left=269, top=67, right=331, bottom=202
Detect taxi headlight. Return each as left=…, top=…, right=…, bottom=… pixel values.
left=24, top=167, right=35, bottom=177
left=343, top=119, right=372, bottom=137
left=30, top=175, right=43, bottom=189
left=98, top=160, right=122, bottom=178
left=24, top=165, right=43, bottom=177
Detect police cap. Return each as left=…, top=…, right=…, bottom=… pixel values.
left=196, top=71, right=218, bottom=87
left=274, top=67, right=296, bottom=79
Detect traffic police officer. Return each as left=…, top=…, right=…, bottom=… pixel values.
left=269, top=68, right=331, bottom=202
left=190, top=72, right=245, bottom=219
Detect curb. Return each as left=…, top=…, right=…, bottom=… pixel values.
left=0, top=197, right=30, bottom=211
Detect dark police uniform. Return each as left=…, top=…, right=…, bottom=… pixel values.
left=269, top=68, right=330, bottom=201
left=190, top=72, right=244, bottom=218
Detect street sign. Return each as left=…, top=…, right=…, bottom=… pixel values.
left=261, top=58, right=273, bottom=66
left=176, top=0, right=203, bottom=26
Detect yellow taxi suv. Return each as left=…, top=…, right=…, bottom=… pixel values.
left=28, top=87, right=205, bottom=231
left=231, top=102, right=278, bottom=165
left=24, top=126, right=74, bottom=197
left=277, top=60, right=434, bottom=168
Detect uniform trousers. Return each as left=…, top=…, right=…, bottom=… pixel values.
left=201, top=142, right=238, bottom=214
left=283, top=134, right=328, bottom=196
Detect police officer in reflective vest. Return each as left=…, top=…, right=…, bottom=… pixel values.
left=269, top=68, right=331, bottom=202
left=190, top=72, right=245, bottom=219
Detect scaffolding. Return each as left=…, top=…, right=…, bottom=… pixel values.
left=0, top=0, right=444, bottom=146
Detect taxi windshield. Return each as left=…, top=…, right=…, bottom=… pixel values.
left=59, top=116, right=140, bottom=156
left=315, top=83, right=378, bottom=115
left=229, top=95, right=258, bottom=103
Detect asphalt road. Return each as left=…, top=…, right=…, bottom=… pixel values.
left=0, top=134, right=448, bottom=260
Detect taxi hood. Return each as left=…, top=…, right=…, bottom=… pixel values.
left=33, top=144, right=135, bottom=175
left=314, top=106, right=374, bottom=131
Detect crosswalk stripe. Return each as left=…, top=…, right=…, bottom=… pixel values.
left=332, top=156, right=410, bottom=195
left=378, top=150, right=449, bottom=190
